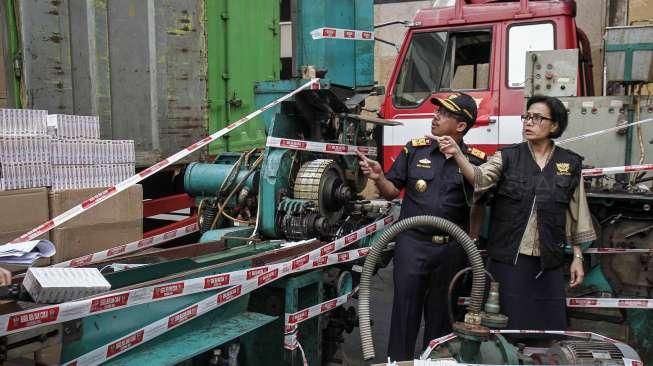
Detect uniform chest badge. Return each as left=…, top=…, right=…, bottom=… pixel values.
left=416, top=158, right=431, bottom=168
left=415, top=179, right=428, bottom=192
left=556, top=162, right=571, bottom=175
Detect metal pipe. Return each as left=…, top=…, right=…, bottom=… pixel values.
left=5, top=0, right=21, bottom=108
left=576, top=27, right=595, bottom=96
left=358, top=215, right=486, bottom=360
left=447, top=266, right=495, bottom=326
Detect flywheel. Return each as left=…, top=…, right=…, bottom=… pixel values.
left=293, top=159, right=352, bottom=223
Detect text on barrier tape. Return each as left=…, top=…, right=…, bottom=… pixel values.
left=266, top=136, right=377, bottom=157
left=63, top=213, right=397, bottom=365
left=310, top=27, right=374, bottom=41
left=52, top=222, right=199, bottom=268
left=285, top=290, right=355, bottom=329
left=2, top=214, right=393, bottom=337
left=10, top=79, right=320, bottom=243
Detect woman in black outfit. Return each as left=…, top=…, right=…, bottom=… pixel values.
left=436, top=95, right=596, bottom=330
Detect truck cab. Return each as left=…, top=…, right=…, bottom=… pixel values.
left=379, top=0, right=586, bottom=169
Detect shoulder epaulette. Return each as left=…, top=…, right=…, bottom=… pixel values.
left=467, top=147, right=486, bottom=160
left=411, top=138, right=431, bottom=147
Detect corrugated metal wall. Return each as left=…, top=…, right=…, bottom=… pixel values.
left=18, top=0, right=208, bottom=167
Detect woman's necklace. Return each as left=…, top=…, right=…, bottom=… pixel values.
left=529, top=142, right=554, bottom=169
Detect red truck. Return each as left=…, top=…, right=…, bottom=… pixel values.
left=378, top=0, right=593, bottom=168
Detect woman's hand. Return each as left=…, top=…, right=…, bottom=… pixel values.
left=569, top=256, right=584, bottom=287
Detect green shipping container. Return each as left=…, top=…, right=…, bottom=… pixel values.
left=206, top=0, right=281, bottom=155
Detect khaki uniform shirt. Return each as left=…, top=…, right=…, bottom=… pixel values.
left=472, top=147, right=597, bottom=256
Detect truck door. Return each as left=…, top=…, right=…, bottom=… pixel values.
left=384, top=26, right=500, bottom=168
left=498, top=21, right=555, bottom=146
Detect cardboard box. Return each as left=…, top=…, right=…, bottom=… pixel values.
left=51, top=221, right=142, bottom=263
left=0, top=188, right=50, bottom=242
left=48, top=185, right=142, bottom=228
left=48, top=185, right=142, bottom=263
left=23, top=267, right=111, bottom=303
left=0, top=188, right=51, bottom=269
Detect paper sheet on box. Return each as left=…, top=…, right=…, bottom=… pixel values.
left=0, top=240, right=56, bottom=265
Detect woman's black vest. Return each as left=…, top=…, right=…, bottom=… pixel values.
left=488, top=142, right=582, bottom=269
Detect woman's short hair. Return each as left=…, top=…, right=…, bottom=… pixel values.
left=526, top=95, right=568, bottom=139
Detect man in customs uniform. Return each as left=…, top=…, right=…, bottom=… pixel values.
left=358, top=93, right=487, bottom=361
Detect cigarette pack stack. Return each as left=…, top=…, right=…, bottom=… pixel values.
left=0, top=109, right=51, bottom=191
left=48, top=115, right=135, bottom=191
left=23, top=267, right=111, bottom=303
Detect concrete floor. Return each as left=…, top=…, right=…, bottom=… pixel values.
left=337, top=261, right=426, bottom=366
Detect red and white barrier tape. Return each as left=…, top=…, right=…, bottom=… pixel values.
left=55, top=213, right=397, bottom=365
left=557, top=117, right=653, bottom=145
left=584, top=247, right=653, bottom=254
left=10, top=79, right=320, bottom=243
left=420, top=329, right=639, bottom=364
left=583, top=163, right=653, bottom=177
left=284, top=289, right=357, bottom=356
left=567, top=298, right=653, bottom=308
left=1, top=215, right=389, bottom=337
left=310, top=27, right=374, bottom=41
left=266, top=136, right=377, bottom=157
left=285, top=290, right=356, bottom=333
left=52, top=222, right=199, bottom=268
left=419, top=333, right=458, bottom=359
left=457, top=296, right=653, bottom=309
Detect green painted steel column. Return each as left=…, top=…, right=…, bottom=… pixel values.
left=206, top=0, right=280, bottom=155
left=5, top=0, right=21, bottom=108
left=605, top=42, right=653, bottom=166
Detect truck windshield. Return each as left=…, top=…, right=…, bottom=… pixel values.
left=393, top=31, right=447, bottom=107
left=393, top=30, right=491, bottom=107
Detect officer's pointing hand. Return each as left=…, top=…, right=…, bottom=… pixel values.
left=356, top=151, right=383, bottom=180
left=435, top=135, right=462, bottom=157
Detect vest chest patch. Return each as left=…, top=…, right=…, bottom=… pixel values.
left=555, top=162, right=571, bottom=176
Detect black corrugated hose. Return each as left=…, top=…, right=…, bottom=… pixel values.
left=358, top=215, right=486, bottom=360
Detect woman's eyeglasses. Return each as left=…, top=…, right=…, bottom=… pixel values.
left=521, top=113, right=554, bottom=125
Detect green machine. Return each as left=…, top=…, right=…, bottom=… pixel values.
left=55, top=0, right=395, bottom=365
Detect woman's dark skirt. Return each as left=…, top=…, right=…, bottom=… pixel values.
left=487, top=254, right=567, bottom=330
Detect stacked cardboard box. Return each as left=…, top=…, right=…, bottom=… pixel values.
left=0, top=110, right=143, bottom=267
left=0, top=188, right=50, bottom=245
left=0, top=109, right=50, bottom=190
left=47, top=114, right=135, bottom=191
left=48, top=185, right=143, bottom=263
left=0, top=188, right=51, bottom=267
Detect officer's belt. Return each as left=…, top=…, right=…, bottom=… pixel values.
left=406, top=230, right=451, bottom=245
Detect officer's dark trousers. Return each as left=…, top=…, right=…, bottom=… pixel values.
left=388, top=231, right=465, bottom=361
